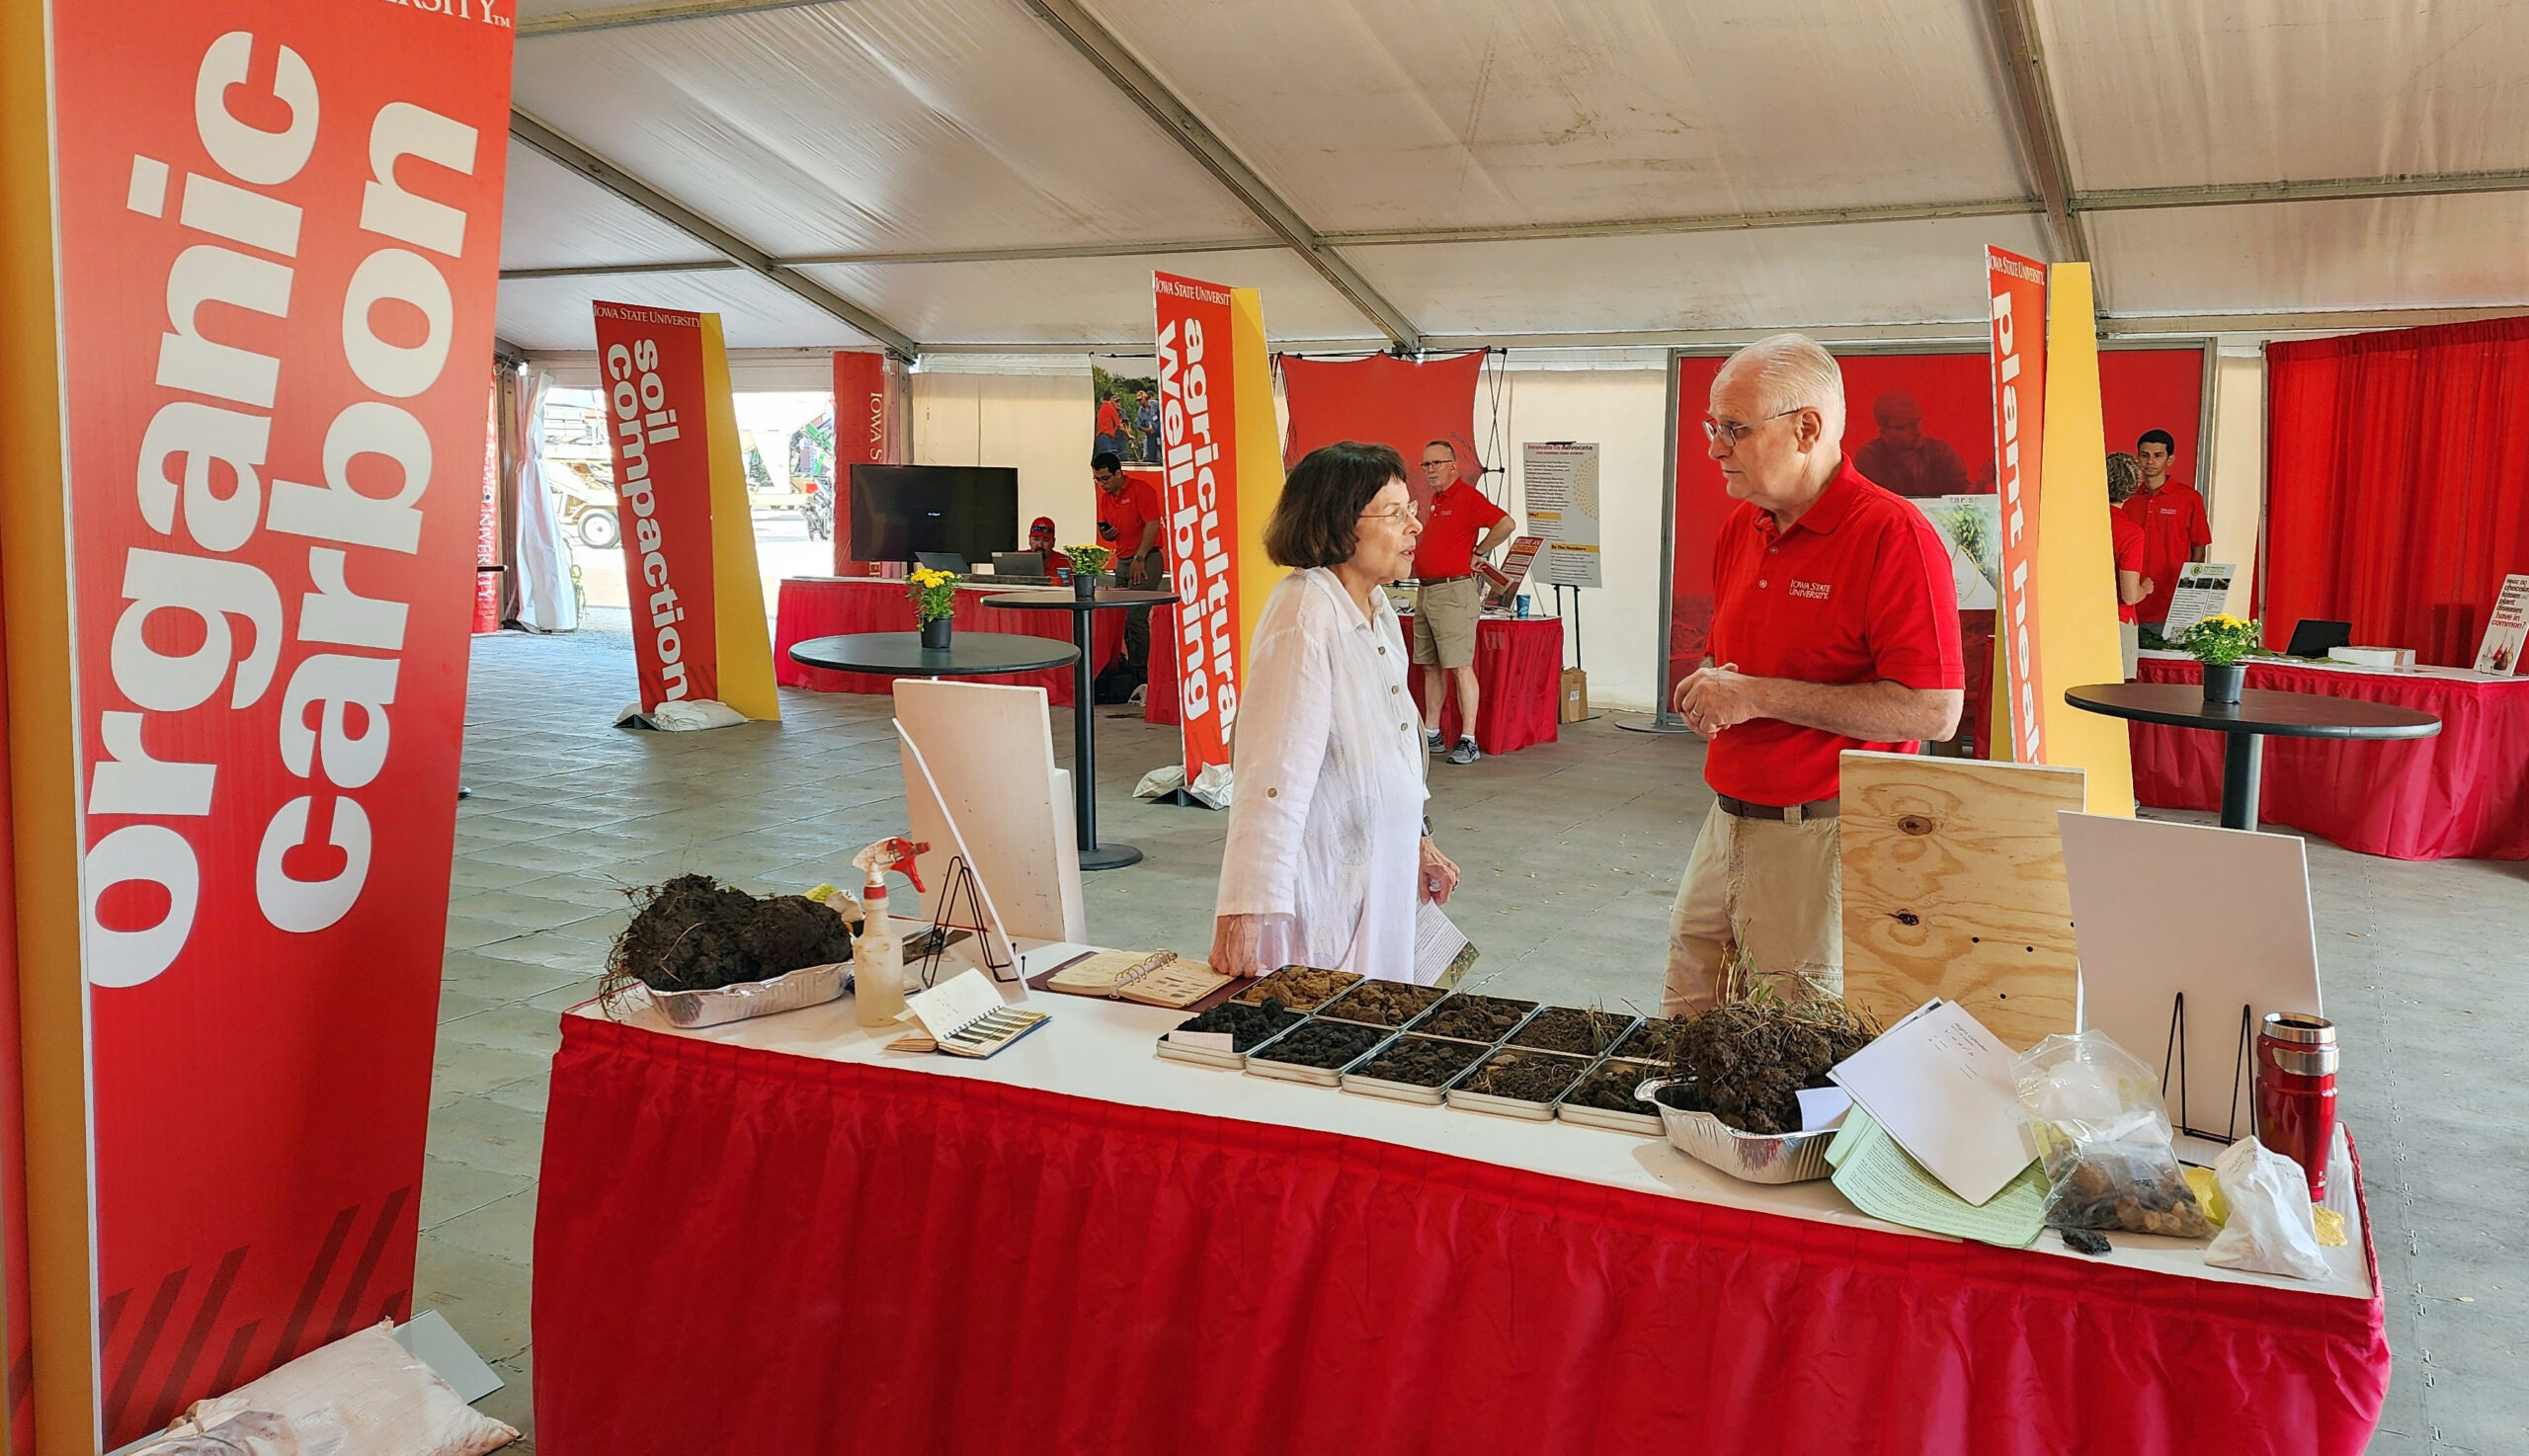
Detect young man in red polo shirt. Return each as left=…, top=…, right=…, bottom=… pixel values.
left=1666, top=336, right=1965, bottom=1015
left=1093, top=451, right=1165, bottom=666
left=1413, top=441, right=1516, bottom=765
left=2120, top=429, right=2209, bottom=628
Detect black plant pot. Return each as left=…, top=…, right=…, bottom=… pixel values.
left=919, top=615, right=954, bottom=650
left=1073, top=571, right=1104, bottom=600
left=2201, top=662, right=2245, bottom=704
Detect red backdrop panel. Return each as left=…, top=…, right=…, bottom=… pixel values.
left=1668, top=347, right=2203, bottom=715
left=829, top=351, right=889, bottom=576
left=1279, top=352, right=1487, bottom=517
left=48, top=8, right=513, bottom=1443
left=2266, top=317, right=2529, bottom=665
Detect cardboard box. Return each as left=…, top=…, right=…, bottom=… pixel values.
left=1559, top=667, right=1590, bottom=723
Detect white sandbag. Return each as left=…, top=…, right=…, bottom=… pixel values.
left=137, top=1321, right=516, bottom=1456
left=2204, top=1137, right=2331, bottom=1281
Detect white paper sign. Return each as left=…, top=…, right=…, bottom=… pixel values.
left=1166, top=1030, right=1235, bottom=1052
left=2474, top=573, right=2528, bottom=675
left=2159, top=561, right=2238, bottom=640
left=905, top=968, right=1006, bottom=1043
left=1520, top=443, right=1602, bottom=589
left=1829, top=1000, right=2034, bottom=1206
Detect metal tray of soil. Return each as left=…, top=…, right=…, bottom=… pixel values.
left=1611, top=1016, right=1687, bottom=1062
left=1154, top=999, right=1308, bottom=1070
left=1415, top=993, right=1541, bottom=1045
left=641, top=959, right=853, bottom=1028
left=1315, top=979, right=1450, bottom=1030
left=1341, top=1032, right=1493, bottom=1105
left=1231, top=965, right=1362, bottom=1013
left=1243, top=1017, right=1394, bottom=1088
left=1638, top=1077, right=1835, bottom=1183
left=1445, top=1047, right=1594, bottom=1120
left=1557, top=1059, right=1667, bottom=1135
left=1508, top=1007, right=1641, bottom=1058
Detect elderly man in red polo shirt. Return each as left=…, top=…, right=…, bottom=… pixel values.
left=1666, top=335, right=1965, bottom=1015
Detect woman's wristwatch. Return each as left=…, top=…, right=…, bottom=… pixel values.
left=1421, top=815, right=1433, bottom=839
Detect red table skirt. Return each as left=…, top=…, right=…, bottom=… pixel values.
left=1401, top=613, right=1564, bottom=754
left=772, top=577, right=1121, bottom=706
left=533, top=1016, right=2387, bottom=1456
left=2131, top=656, right=2529, bottom=859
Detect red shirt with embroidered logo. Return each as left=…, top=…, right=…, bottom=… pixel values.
left=2119, top=478, right=2211, bottom=623
left=1704, top=457, right=1964, bottom=805
left=1412, top=479, right=1509, bottom=580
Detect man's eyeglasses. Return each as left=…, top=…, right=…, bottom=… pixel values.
left=1702, top=407, right=1803, bottom=448
left=1419, top=457, right=1456, bottom=471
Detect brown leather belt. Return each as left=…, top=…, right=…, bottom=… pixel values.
left=1717, top=794, right=1839, bottom=823
left=1417, top=573, right=1476, bottom=586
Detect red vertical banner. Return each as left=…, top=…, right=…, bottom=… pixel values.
left=1987, top=247, right=2051, bottom=763
left=1152, top=274, right=1245, bottom=783
left=830, top=351, right=890, bottom=576
left=28, top=6, right=514, bottom=1446
left=595, top=303, right=721, bottom=709
left=475, top=377, right=503, bottom=632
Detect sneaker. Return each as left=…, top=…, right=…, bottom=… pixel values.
left=1426, top=729, right=1447, bottom=755
left=1446, top=736, right=1482, bottom=766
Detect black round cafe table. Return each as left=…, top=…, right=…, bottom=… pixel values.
left=2063, top=682, right=2441, bottom=833
left=785, top=630, right=1080, bottom=681
left=981, top=589, right=1178, bottom=871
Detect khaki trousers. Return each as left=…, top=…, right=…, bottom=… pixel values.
left=1661, top=801, right=1843, bottom=1016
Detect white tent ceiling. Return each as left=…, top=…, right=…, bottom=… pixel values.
left=498, top=0, right=2529, bottom=357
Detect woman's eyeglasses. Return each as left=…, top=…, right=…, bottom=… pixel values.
left=1358, top=505, right=1421, bottom=526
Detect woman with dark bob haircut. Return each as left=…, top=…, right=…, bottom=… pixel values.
left=1213, top=442, right=1461, bottom=978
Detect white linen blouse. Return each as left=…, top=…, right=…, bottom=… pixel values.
left=1214, top=568, right=1428, bottom=979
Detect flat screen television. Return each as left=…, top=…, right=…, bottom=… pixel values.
left=849, top=465, right=1020, bottom=568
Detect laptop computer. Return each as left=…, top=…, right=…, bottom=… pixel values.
left=915, top=551, right=968, bottom=574
left=992, top=551, right=1046, bottom=578
left=2284, top=619, right=2352, bottom=659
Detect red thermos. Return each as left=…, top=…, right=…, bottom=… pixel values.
left=2255, top=1012, right=2338, bottom=1201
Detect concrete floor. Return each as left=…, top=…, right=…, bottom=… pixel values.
left=432, top=624, right=2525, bottom=1453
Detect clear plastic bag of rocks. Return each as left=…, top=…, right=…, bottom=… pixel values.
left=2011, top=1030, right=2213, bottom=1239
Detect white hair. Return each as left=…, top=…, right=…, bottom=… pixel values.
left=1721, top=333, right=1846, bottom=443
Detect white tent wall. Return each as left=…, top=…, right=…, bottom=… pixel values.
left=2206, top=347, right=2268, bottom=614
left=909, top=365, right=1096, bottom=551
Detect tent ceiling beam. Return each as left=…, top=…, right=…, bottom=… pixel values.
left=2077, top=168, right=2529, bottom=211
left=1324, top=199, right=2041, bottom=248
left=779, top=236, right=1276, bottom=267
left=503, top=260, right=744, bottom=281
left=1983, top=0, right=2087, bottom=265
left=1014, top=0, right=1425, bottom=351
left=508, top=110, right=922, bottom=359
left=518, top=0, right=839, bottom=38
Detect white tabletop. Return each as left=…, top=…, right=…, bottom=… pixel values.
left=576, top=934, right=2374, bottom=1304
left=2140, top=647, right=2527, bottom=688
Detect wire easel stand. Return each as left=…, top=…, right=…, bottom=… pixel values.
left=916, top=854, right=1016, bottom=989
left=2159, top=992, right=2256, bottom=1144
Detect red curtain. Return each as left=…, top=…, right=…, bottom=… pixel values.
left=535, top=1016, right=2390, bottom=1456
left=2266, top=317, right=2529, bottom=664
left=1279, top=352, right=1487, bottom=516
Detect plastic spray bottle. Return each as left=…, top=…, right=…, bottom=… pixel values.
left=850, top=837, right=929, bottom=1027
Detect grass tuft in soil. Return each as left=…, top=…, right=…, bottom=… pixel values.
left=1509, top=1006, right=1633, bottom=1056
left=1612, top=1016, right=1688, bottom=1062
left=1665, top=990, right=1875, bottom=1135
left=1353, top=1035, right=1487, bottom=1088
left=607, top=874, right=854, bottom=996
left=1250, top=1018, right=1387, bottom=1070
left=1460, top=1049, right=1589, bottom=1103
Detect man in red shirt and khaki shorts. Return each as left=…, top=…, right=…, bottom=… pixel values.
left=1413, top=441, right=1516, bottom=766
left=1666, top=336, right=1965, bottom=1015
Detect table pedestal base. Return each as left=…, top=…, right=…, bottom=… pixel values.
left=1077, top=842, right=1143, bottom=871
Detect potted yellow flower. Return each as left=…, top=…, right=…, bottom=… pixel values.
left=908, top=565, right=959, bottom=649
left=1066, top=542, right=1116, bottom=600
left=2178, top=613, right=2262, bottom=704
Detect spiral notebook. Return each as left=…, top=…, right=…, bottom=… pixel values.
left=1043, top=949, right=1231, bottom=1009
left=891, top=969, right=1049, bottom=1059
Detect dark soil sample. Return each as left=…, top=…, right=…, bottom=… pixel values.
left=1353, top=1034, right=1487, bottom=1088
left=1669, top=999, right=1875, bottom=1135
left=740, top=895, right=854, bottom=973
left=1250, top=1018, right=1387, bottom=1071
left=1321, top=980, right=1447, bottom=1027
left=2061, top=1228, right=2112, bottom=1255
left=1510, top=1006, right=1631, bottom=1056
left=1566, top=1059, right=1664, bottom=1113
left=1460, top=1049, right=1588, bottom=1103
left=1171, top=999, right=1301, bottom=1052
left=1233, top=965, right=1359, bottom=1011
left=1419, top=994, right=1537, bottom=1042
left=612, top=874, right=763, bottom=991
left=1613, top=1016, right=1687, bottom=1062
left=1651, top=1079, right=1712, bottom=1114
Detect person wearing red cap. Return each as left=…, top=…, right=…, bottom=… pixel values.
left=1666, top=335, right=1964, bottom=1016
left=1027, top=517, right=1072, bottom=578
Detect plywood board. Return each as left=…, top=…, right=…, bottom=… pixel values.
left=2059, top=813, right=2323, bottom=1141
left=893, top=679, right=1086, bottom=945
left=1839, top=750, right=2085, bottom=1050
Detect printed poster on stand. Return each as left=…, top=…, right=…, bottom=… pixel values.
left=1520, top=442, right=1603, bottom=589
left=2161, top=563, right=2240, bottom=643
left=2474, top=573, right=2528, bottom=675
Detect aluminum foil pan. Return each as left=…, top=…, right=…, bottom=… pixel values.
left=1637, top=1077, right=1835, bottom=1183
left=639, top=960, right=853, bottom=1029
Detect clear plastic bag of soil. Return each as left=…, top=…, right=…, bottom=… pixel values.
left=2011, top=1030, right=2213, bottom=1239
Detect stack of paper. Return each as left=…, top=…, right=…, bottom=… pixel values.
left=1825, top=1109, right=2048, bottom=1249
left=1828, top=1000, right=2036, bottom=1205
